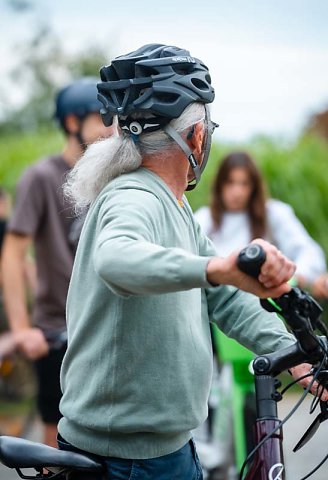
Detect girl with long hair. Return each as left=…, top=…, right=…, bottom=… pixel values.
left=195, top=151, right=327, bottom=292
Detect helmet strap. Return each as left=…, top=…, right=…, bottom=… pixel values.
left=163, top=124, right=201, bottom=191
left=75, top=131, right=87, bottom=152
left=73, top=118, right=88, bottom=152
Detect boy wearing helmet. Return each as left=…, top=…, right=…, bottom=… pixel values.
left=57, top=46, right=325, bottom=479
left=1, top=78, right=113, bottom=447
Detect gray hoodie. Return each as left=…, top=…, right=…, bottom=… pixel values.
left=58, top=167, right=294, bottom=459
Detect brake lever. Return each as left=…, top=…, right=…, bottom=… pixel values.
left=293, top=401, right=328, bottom=452
left=260, top=289, right=323, bottom=326
left=238, top=245, right=323, bottom=331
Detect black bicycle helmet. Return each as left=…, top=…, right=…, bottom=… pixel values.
left=97, top=43, right=215, bottom=126
left=55, top=77, right=102, bottom=130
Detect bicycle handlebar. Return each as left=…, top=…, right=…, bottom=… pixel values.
left=237, top=244, right=266, bottom=278
left=238, top=244, right=328, bottom=479
left=237, top=244, right=326, bottom=367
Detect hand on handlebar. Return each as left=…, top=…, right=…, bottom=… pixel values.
left=289, top=363, right=328, bottom=402
left=207, top=239, right=296, bottom=298
left=14, top=327, right=49, bottom=360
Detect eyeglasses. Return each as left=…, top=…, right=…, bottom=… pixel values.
left=207, top=119, right=219, bottom=136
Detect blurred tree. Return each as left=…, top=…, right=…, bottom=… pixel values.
left=305, top=108, right=328, bottom=141
left=1, top=0, right=110, bottom=133
left=6, top=0, right=33, bottom=12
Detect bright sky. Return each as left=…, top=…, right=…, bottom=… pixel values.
left=1, top=0, right=328, bottom=141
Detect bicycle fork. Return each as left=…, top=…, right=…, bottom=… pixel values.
left=245, top=374, right=285, bottom=480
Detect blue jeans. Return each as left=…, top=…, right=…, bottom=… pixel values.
left=58, top=435, right=203, bottom=480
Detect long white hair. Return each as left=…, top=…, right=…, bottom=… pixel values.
left=64, top=103, right=205, bottom=211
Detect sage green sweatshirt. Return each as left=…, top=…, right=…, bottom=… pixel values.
left=58, top=167, right=294, bottom=459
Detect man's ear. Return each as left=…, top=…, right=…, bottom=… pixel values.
left=187, top=122, right=204, bottom=155
left=64, top=114, right=80, bottom=134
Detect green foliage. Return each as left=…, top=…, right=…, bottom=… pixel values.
left=0, top=129, right=63, bottom=193
left=187, top=134, right=328, bottom=256
left=1, top=128, right=328, bottom=256
left=256, top=135, right=328, bottom=255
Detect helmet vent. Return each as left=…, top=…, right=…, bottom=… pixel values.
left=154, top=92, right=179, bottom=104
left=97, top=44, right=215, bottom=119
left=139, top=65, right=160, bottom=77
left=191, top=78, right=210, bottom=91
left=171, top=64, right=194, bottom=75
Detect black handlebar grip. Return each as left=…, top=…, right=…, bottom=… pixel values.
left=237, top=244, right=267, bottom=278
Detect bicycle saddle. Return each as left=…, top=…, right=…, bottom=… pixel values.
left=0, top=436, right=104, bottom=471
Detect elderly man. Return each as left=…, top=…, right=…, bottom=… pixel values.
left=57, top=45, right=324, bottom=480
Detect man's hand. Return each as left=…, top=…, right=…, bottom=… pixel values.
left=14, top=327, right=49, bottom=360
left=289, top=363, right=328, bottom=402
left=206, top=238, right=296, bottom=298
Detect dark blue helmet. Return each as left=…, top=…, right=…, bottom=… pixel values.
left=97, top=43, right=215, bottom=126
left=55, top=77, right=102, bottom=130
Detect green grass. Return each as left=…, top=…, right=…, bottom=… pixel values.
left=0, top=129, right=64, bottom=193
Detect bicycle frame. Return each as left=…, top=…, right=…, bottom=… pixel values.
left=244, top=369, right=286, bottom=479
left=244, top=338, right=326, bottom=480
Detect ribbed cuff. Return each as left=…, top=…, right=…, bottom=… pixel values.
left=177, top=255, right=213, bottom=289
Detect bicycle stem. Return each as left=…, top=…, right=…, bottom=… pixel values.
left=253, top=342, right=319, bottom=378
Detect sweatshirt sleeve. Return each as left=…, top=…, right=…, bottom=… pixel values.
left=93, top=187, right=211, bottom=296
left=206, top=285, right=295, bottom=355
left=192, top=204, right=295, bottom=355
